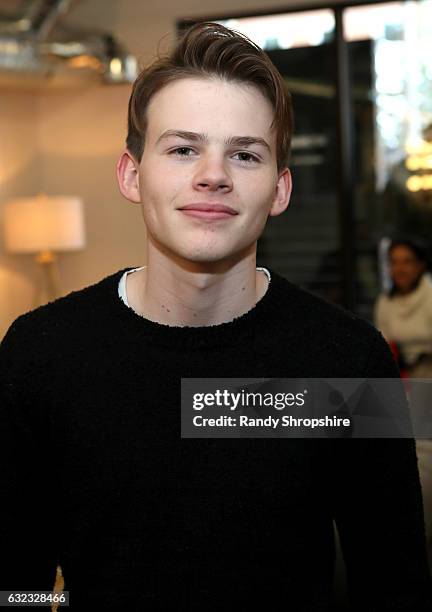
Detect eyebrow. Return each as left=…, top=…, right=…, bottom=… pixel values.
left=156, top=129, right=271, bottom=154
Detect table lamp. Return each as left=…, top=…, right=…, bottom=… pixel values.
left=3, top=193, right=86, bottom=307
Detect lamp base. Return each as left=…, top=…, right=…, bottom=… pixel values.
left=33, top=250, right=61, bottom=308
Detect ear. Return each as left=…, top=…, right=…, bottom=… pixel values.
left=116, top=149, right=141, bottom=203
left=269, top=168, right=292, bottom=217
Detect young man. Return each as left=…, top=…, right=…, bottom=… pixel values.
left=1, top=22, right=431, bottom=611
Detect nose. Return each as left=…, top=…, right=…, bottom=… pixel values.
left=192, top=153, right=233, bottom=193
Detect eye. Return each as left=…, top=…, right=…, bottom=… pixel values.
left=169, top=146, right=195, bottom=158
left=233, top=151, right=260, bottom=164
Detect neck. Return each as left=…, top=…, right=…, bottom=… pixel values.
left=393, top=274, right=424, bottom=296
left=126, top=248, right=269, bottom=327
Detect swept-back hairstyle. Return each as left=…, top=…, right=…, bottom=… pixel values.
left=126, top=21, right=294, bottom=172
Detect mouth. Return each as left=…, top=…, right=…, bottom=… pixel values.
left=178, top=203, right=238, bottom=220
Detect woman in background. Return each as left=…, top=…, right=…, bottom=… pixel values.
left=374, top=237, right=432, bottom=374
left=374, top=236, right=432, bottom=568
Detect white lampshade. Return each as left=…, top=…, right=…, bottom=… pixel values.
left=3, top=194, right=85, bottom=254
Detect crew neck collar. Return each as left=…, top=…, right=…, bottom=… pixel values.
left=105, top=266, right=286, bottom=349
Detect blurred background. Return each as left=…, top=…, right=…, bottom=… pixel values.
left=1, top=0, right=432, bottom=337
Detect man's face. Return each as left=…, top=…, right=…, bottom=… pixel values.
left=130, top=77, right=290, bottom=265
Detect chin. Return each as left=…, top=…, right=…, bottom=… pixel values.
left=173, top=242, right=251, bottom=266
left=153, top=233, right=254, bottom=265
left=173, top=240, right=239, bottom=263
left=178, top=251, right=234, bottom=265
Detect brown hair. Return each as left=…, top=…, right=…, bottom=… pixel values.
left=126, top=21, right=294, bottom=172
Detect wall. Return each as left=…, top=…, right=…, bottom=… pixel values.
left=0, top=93, right=41, bottom=334
left=0, top=0, right=365, bottom=337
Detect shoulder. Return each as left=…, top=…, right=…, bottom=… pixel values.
left=271, top=270, right=374, bottom=335
left=1, top=267, right=128, bottom=360
left=421, top=273, right=432, bottom=296
left=374, top=291, right=390, bottom=308
left=373, top=291, right=391, bottom=322
left=269, top=271, right=398, bottom=377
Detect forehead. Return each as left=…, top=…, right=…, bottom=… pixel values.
left=146, top=77, right=275, bottom=144
left=390, top=246, right=418, bottom=260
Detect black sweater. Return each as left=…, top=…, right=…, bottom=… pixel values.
left=1, top=267, right=431, bottom=611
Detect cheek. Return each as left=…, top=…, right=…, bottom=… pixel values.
left=238, top=208, right=269, bottom=241
left=139, top=167, right=183, bottom=213
left=248, top=173, right=277, bottom=205
left=249, top=186, right=275, bottom=221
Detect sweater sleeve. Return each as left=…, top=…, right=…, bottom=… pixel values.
left=0, top=316, right=59, bottom=601
left=330, top=329, right=432, bottom=611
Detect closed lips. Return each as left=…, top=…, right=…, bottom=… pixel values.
left=179, top=204, right=238, bottom=215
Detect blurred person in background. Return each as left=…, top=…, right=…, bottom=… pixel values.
left=374, top=236, right=432, bottom=565
left=374, top=237, right=432, bottom=376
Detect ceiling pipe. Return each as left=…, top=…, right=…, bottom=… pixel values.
left=0, top=0, right=137, bottom=86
